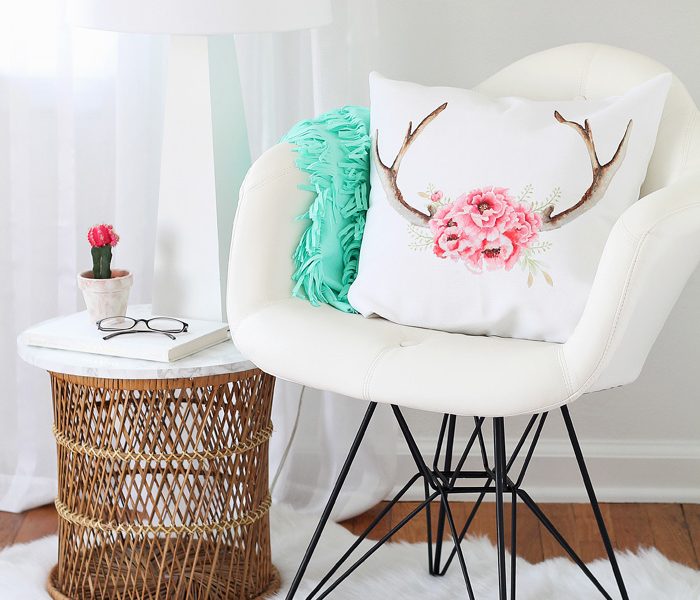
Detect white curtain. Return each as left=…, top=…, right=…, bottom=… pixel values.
left=0, top=1, right=166, bottom=512
left=0, top=0, right=398, bottom=517
left=235, top=1, right=399, bottom=521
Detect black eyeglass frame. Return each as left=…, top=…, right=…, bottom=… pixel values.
left=96, top=317, right=189, bottom=341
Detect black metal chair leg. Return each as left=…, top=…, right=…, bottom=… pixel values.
left=517, top=489, right=613, bottom=600
left=392, top=405, right=476, bottom=599
left=432, top=500, right=446, bottom=574
left=308, top=472, right=422, bottom=597
left=433, top=415, right=456, bottom=574
left=313, top=492, right=440, bottom=600
left=510, top=490, right=517, bottom=600
left=285, top=402, right=378, bottom=600
left=493, top=417, right=508, bottom=600
left=285, top=404, right=627, bottom=600
left=562, top=406, right=630, bottom=600
left=438, top=488, right=476, bottom=600
left=424, top=477, right=436, bottom=575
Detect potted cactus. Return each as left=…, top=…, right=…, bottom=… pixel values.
left=77, top=224, right=133, bottom=322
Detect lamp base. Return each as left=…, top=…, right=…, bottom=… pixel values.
left=152, top=35, right=250, bottom=322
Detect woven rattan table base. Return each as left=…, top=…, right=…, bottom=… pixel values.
left=47, top=369, right=278, bottom=600
left=47, top=563, right=281, bottom=600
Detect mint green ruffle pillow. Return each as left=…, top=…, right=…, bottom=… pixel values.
left=282, top=106, right=370, bottom=313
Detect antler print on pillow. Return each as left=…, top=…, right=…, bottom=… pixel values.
left=541, top=112, right=633, bottom=230
left=373, top=106, right=633, bottom=231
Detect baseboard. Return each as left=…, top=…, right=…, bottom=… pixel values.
left=389, top=435, right=700, bottom=503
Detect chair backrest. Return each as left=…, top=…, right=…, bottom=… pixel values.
left=475, top=43, right=700, bottom=196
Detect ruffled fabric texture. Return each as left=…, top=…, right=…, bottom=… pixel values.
left=282, top=106, right=370, bottom=313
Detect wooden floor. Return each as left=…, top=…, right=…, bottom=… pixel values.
left=1, top=502, right=699, bottom=570
left=341, top=501, right=700, bottom=568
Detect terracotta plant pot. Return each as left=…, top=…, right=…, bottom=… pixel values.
left=77, top=269, right=133, bottom=323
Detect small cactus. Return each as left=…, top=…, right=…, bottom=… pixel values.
left=87, top=224, right=120, bottom=279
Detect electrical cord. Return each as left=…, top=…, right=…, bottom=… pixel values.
left=270, top=384, right=305, bottom=494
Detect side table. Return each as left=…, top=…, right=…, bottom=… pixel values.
left=18, top=323, right=280, bottom=600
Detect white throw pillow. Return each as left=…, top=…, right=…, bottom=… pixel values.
left=347, top=72, right=671, bottom=342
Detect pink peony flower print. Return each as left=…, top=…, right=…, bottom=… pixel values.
left=432, top=227, right=474, bottom=260
left=505, top=204, right=542, bottom=248
left=458, top=187, right=512, bottom=229
left=466, top=233, right=521, bottom=272
left=429, top=205, right=477, bottom=261
left=427, top=186, right=541, bottom=275
left=430, top=190, right=443, bottom=203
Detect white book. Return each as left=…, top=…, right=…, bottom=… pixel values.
left=23, top=307, right=230, bottom=363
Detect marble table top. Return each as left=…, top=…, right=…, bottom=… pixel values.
left=17, top=308, right=255, bottom=380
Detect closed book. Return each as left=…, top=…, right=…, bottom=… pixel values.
left=22, top=307, right=230, bottom=363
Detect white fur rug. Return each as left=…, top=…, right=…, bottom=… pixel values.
left=1, top=504, right=700, bottom=599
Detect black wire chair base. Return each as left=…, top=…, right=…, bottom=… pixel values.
left=285, top=403, right=630, bottom=600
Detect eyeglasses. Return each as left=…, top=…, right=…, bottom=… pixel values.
left=96, top=316, right=189, bottom=341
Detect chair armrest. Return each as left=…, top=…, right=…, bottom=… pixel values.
left=563, top=171, right=700, bottom=395
left=227, top=143, right=313, bottom=329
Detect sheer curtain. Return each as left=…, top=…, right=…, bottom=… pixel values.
left=0, top=0, right=166, bottom=511
left=235, top=2, right=399, bottom=521
left=0, top=0, right=397, bottom=518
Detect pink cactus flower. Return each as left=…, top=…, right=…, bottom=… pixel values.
left=87, top=224, right=120, bottom=248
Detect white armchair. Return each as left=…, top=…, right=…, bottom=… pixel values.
left=228, top=44, right=700, bottom=600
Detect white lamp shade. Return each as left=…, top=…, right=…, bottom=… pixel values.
left=67, top=0, right=332, bottom=34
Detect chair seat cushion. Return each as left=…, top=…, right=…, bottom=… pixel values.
left=233, top=298, right=575, bottom=417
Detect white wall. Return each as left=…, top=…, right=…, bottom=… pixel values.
left=306, top=0, right=700, bottom=109
left=365, top=0, right=700, bottom=502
